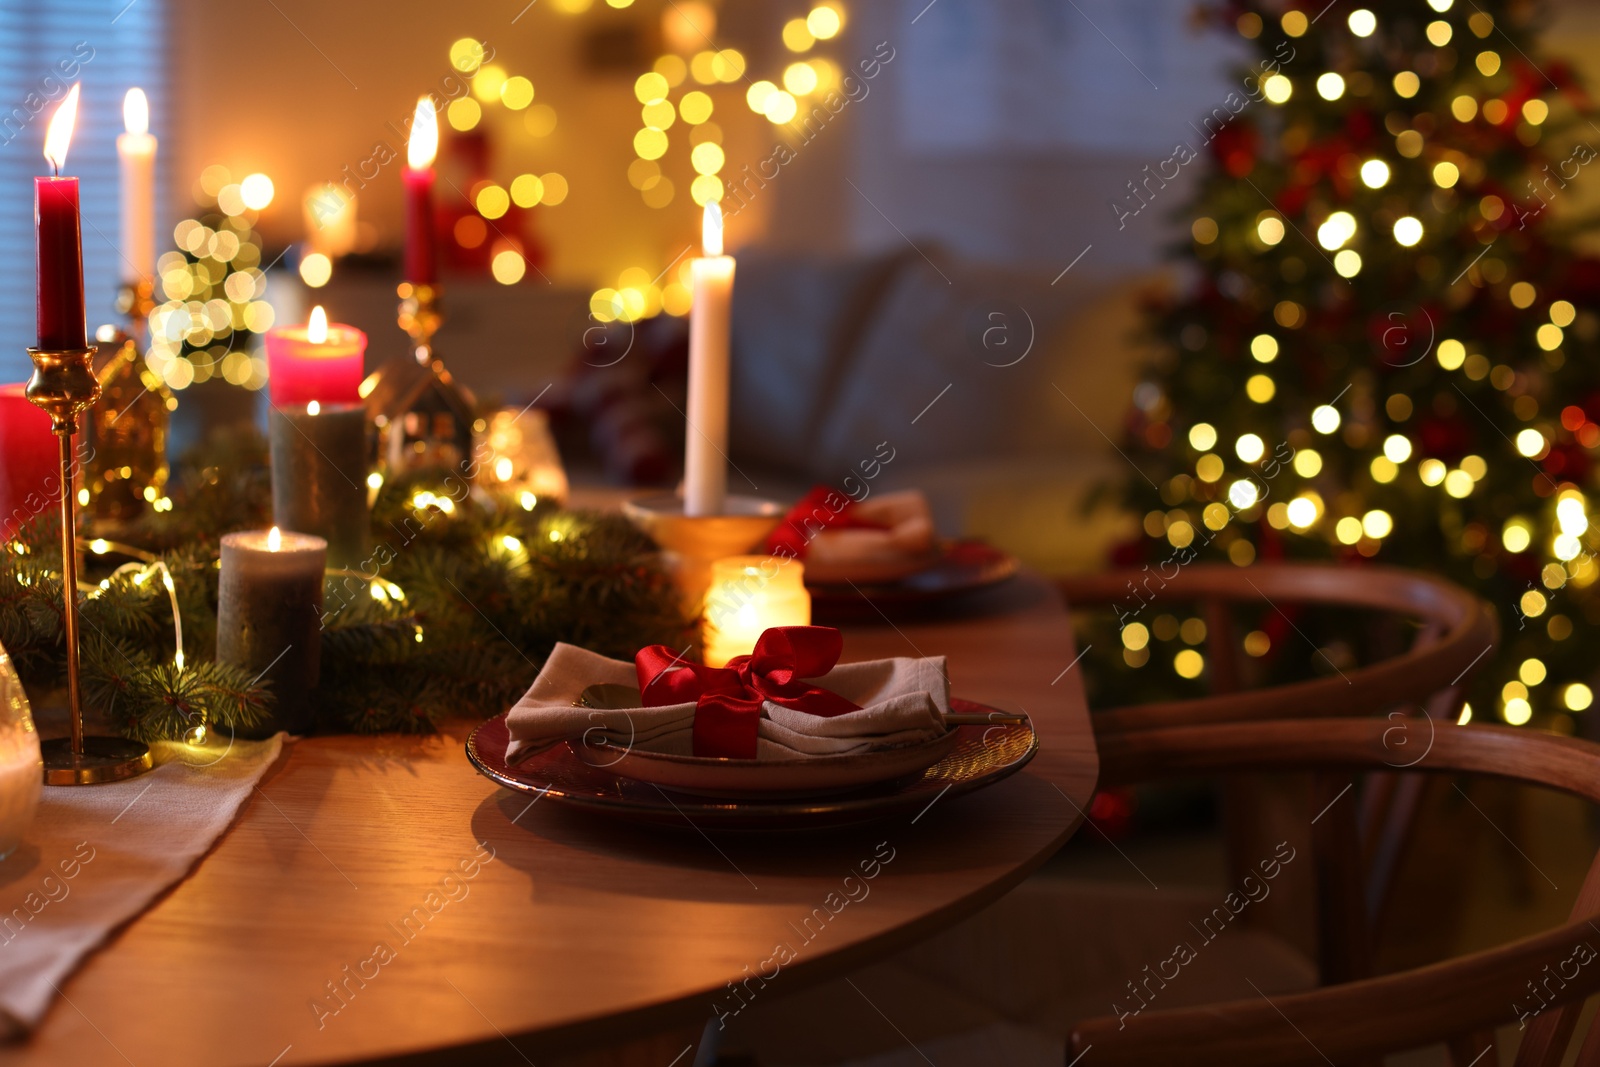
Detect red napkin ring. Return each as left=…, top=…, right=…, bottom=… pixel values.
left=635, top=626, right=860, bottom=758
left=764, top=486, right=888, bottom=561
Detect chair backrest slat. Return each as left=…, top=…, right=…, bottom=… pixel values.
left=1073, top=719, right=1600, bottom=1065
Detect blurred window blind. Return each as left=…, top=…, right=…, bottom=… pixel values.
left=0, top=0, right=166, bottom=379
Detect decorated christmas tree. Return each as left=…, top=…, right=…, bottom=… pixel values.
left=1119, top=0, right=1599, bottom=730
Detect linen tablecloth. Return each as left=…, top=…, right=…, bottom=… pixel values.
left=0, top=733, right=285, bottom=1036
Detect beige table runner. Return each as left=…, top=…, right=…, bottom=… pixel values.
left=0, top=733, right=286, bottom=1037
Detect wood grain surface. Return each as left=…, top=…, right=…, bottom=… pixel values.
left=0, top=572, right=1095, bottom=1067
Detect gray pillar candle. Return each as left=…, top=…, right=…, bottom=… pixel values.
left=269, top=402, right=369, bottom=570
left=217, top=528, right=326, bottom=736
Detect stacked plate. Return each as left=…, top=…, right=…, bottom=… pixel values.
left=466, top=697, right=1036, bottom=831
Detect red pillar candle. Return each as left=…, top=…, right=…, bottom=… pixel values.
left=264, top=306, right=368, bottom=408
left=36, top=84, right=86, bottom=352
left=0, top=385, right=60, bottom=541
left=403, top=97, right=439, bottom=285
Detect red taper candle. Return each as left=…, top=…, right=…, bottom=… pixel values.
left=403, top=97, right=439, bottom=285
left=36, top=84, right=86, bottom=351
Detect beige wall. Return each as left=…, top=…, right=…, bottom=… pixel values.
left=168, top=0, right=792, bottom=287
left=168, top=0, right=1600, bottom=290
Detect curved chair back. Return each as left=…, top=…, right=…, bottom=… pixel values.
left=1072, top=718, right=1600, bottom=1066
left=1057, top=563, right=1497, bottom=732
left=1059, top=563, right=1499, bottom=985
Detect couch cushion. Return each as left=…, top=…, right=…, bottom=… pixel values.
left=805, top=256, right=1161, bottom=481
left=729, top=250, right=911, bottom=473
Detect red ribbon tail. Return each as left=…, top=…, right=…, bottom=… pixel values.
left=692, top=694, right=763, bottom=758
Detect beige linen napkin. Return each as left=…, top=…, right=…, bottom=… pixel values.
left=805, top=489, right=938, bottom=584
left=506, top=643, right=949, bottom=762
left=0, top=733, right=285, bottom=1038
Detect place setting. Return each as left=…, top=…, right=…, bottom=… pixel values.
left=4, top=0, right=1590, bottom=1062
left=467, top=623, right=1037, bottom=830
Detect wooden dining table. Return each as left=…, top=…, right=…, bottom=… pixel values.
left=0, top=571, right=1096, bottom=1067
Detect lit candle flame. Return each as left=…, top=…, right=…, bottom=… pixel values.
left=267, top=526, right=282, bottom=551
left=123, top=88, right=148, bottom=136
left=701, top=200, right=723, bottom=257
left=43, top=83, right=80, bottom=173
left=408, top=97, right=438, bottom=170
left=306, top=400, right=321, bottom=416
left=307, top=305, right=328, bottom=344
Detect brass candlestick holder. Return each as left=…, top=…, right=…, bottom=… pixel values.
left=26, top=344, right=153, bottom=786
left=364, top=281, right=477, bottom=478
left=622, top=493, right=786, bottom=614
left=85, top=279, right=171, bottom=529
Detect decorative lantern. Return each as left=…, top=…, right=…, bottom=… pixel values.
left=478, top=407, right=569, bottom=506
left=362, top=282, right=478, bottom=478
left=83, top=281, right=172, bottom=528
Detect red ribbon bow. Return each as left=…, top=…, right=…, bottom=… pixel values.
left=764, top=485, right=887, bottom=560
left=635, top=626, right=860, bottom=758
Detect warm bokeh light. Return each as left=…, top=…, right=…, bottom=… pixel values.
left=784, top=62, right=819, bottom=96
left=635, top=72, right=669, bottom=105
left=447, top=97, right=480, bottom=132
left=491, top=246, right=526, bottom=285
left=680, top=91, right=713, bottom=124
left=450, top=38, right=486, bottom=73
left=510, top=174, right=544, bottom=207
left=501, top=76, right=535, bottom=110
left=807, top=4, right=842, bottom=39
left=1393, top=216, right=1424, bottom=246
left=299, top=252, right=332, bottom=288
left=783, top=17, right=815, bottom=51
left=1317, top=211, right=1356, bottom=251
left=240, top=173, right=274, bottom=211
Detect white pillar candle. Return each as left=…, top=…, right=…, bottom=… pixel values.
left=116, top=89, right=157, bottom=285
left=684, top=202, right=735, bottom=517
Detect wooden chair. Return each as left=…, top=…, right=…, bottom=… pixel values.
left=1071, top=717, right=1600, bottom=1065
left=1059, top=563, right=1497, bottom=972
left=717, top=566, right=1506, bottom=1066
left=1056, top=562, right=1497, bottom=732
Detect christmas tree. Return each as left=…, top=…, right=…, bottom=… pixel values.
left=1119, top=0, right=1599, bottom=730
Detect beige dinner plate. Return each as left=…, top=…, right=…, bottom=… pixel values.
left=569, top=728, right=962, bottom=799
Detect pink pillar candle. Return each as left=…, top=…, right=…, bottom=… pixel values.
left=264, top=312, right=367, bottom=408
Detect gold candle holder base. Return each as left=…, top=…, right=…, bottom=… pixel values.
left=42, top=736, right=153, bottom=786
left=27, top=344, right=155, bottom=787
left=622, top=493, right=786, bottom=612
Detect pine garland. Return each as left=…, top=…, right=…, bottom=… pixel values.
left=1, top=436, right=692, bottom=741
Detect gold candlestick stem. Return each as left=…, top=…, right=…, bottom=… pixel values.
left=56, top=432, right=83, bottom=757
left=27, top=345, right=152, bottom=786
